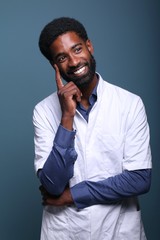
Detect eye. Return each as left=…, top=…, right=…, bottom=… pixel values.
left=74, top=46, right=82, bottom=54
left=57, top=55, right=66, bottom=63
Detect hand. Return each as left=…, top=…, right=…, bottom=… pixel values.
left=39, top=185, right=74, bottom=207
left=54, top=64, right=82, bottom=130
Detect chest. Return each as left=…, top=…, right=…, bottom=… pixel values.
left=71, top=100, right=128, bottom=184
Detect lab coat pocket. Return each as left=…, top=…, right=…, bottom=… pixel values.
left=41, top=207, right=69, bottom=240
left=97, top=134, right=124, bottom=175
left=115, top=210, right=146, bottom=240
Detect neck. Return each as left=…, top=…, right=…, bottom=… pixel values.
left=78, top=73, right=98, bottom=109
left=80, top=73, right=98, bottom=99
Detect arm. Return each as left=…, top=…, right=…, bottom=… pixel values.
left=38, top=125, right=77, bottom=196
left=70, top=169, right=151, bottom=209
left=34, top=65, right=82, bottom=196
left=41, top=169, right=151, bottom=208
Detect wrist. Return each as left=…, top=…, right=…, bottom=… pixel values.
left=65, top=188, right=74, bottom=205
left=61, top=115, right=74, bottom=131
left=54, top=125, right=76, bottom=148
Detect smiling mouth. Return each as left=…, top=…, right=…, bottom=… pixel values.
left=72, top=66, right=86, bottom=75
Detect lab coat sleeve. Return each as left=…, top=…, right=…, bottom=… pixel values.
left=123, top=97, right=152, bottom=170
left=38, top=125, right=77, bottom=196
left=33, top=104, right=77, bottom=196
left=70, top=169, right=151, bottom=209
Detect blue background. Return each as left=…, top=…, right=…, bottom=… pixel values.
left=0, top=0, right=159, bottom=239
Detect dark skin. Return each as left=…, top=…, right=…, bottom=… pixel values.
left=41, top=32, right=98, bottom=206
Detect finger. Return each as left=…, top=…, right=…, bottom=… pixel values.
left=69, top=87, right=82, bottom=102
left=60, top=88, right=82, bottom=103
left=39, top=185, right=46, bottom=195
left=59, top=83, right=82, bottom=102
left=39, top=185, right=47, bottom=194
left=42, top=198, right=56, bottom=206
left=75, top=90, right=82, bottom=102
left=54, top=64, right=64, bottom=90
left=71, top=83, right=82, bottom=102
left=39, top=185, right=51, bottom=198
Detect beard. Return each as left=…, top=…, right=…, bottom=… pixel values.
left=59, top=54, right=96, bottom=88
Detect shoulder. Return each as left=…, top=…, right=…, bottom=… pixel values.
left=33, top=91, right=61, bottom=122
left=34, top=92, right=59, bottom=112
left=97, top=74, right=146, bottom=120
left=98, top=74, right=142, bottom=106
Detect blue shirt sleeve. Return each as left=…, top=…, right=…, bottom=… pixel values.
left=70, top=169, right=152, bottom=209
left=38, top=125, right=77, bottom=196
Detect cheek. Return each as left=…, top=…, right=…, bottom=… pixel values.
left=84, top=50, right=92, bottom=60
left=59, top=68, right=65, bottom=76
left=57, top=63, right=67, bottom=73
left=58, top=65, right=68, bottom=77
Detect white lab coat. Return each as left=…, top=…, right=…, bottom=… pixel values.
left=33, top=74, right=151, bottom=240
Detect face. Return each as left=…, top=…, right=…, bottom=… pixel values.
left=50, top=32, right=96, bottom=87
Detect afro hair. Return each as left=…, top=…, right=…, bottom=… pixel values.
left=39, top=17, right=89, bottom=61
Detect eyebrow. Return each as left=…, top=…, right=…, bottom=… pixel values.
left=71, top=43, right=82, bottom=50
left=55, top=43, right=83, bottom=61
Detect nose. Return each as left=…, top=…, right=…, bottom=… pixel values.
left=68, top=54, right=79, bottom=67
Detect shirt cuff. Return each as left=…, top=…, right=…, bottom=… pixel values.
left=54, top=125, right=76, bottom=148
left=70, top=181, right=93, bottom=209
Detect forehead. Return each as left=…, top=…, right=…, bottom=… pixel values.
left=50, top=32, right=85, bottom=55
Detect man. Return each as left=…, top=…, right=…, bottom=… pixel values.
left=33, top=17, right=152, bottom=239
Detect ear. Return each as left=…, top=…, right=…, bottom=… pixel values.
left=86, top=39, right=94, bottom=54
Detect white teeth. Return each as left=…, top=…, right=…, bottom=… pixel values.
left=74, top=66, right=85, bottom=75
